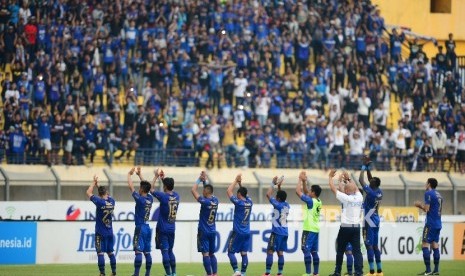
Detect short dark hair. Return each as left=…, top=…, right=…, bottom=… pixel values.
left=140, top=180, right=151, bottom=193
left=204, top=184, right=214, bottom=194
left=371, top=177, right=381, bottom=187
left=162, top=177, right=175, bottom=191
left=276, top=190, right=287, bottom=202
left=237, top=187, right=247, bottom=197
left=428, top=178, right=438, bottom=189
left=311, top=185, right=322, bottom=197
left=98, top=186, right=107, bottom=196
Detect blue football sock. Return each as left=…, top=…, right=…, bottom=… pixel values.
left=422, top=247, right=431, bottom=273
left=433, top=248, right=440, bottom=272
left=109, top=253, right=116, bottom=274
left=97, top=254, right=105, bottom=274
left=265, top=253, right=273, bottom=273
left=169, top=250, right=176, bottom=274
left=228, top=253, right=238, bottom=271
left=145, top=253, right=152, bottom=276
left=134, top=252, right=142, bottom=276
left=210, top=254, right=218, bottom=274
left=346, top=253, right=354, bottom=274
left=311, top=251, right=319, bottom=275
left=277, top=254, right=284, bottom=274
left=367, top=247, right=375, bottom=272
left=304, top=251, right=312, bottom=274
left=374, top=247, right=382, bottom=272
left=203, top=255, right=212, bottom=275
left=241, top=254, right=249, bottom=273
left=162, top=250, right=171, bottom=275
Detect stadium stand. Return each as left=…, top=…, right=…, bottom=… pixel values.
left=0, top=1, right=464, bottom=172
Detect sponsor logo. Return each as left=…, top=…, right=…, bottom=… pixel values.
left=66, top=205, right=82, bottom=221
left=0, top=222, right=37, bottom=264
left=454, top=223, right=465, bottom=260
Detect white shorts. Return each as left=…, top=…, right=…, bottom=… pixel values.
left=65, top=140, right=73, bottom=152
left=40, top=139, right=52, bottom=151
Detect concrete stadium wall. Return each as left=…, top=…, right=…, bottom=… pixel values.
left=373, top=0, right=465, bottom=41
left=0, top=165, right=462, bottom=214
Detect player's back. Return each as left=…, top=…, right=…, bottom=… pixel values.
left=231, top=196, right=253, bottom=234
left=133, top=192, right=153, bottom=226
left=363, top=185, right=383, bottom=225
left=271, top=199, right=289, bottom=236
left=198, top=196, right=219, bottom=233
left=91, top=195, right=115, bottom=236
left=154, top=191, right=180, bottom=233
left=425, top=189, right=442, bottom=229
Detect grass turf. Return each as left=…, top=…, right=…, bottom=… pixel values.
left=0, top=261, right=464, bottom=276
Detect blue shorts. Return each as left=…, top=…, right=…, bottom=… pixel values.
left=156, top=228, right=175, bottom=250
left=197, top=230, right=216, bottom=253
left=226, top=231, right=250, bottom=253
left=363, top=225, right=379, bottom=247
left=422, top=225, right=441, bottom=243
left=346, top=243, right=352, bottom=252
left=301, top=231, right=318, bottom=252
left=267, top=232, right=288, bottom=252
left=134, top=224, right=152, bottom=252
left=95, top=233, right=114, bottom=253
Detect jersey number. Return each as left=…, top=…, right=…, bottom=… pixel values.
left=242, top=207, right=251, bottom=225
left=208, top=206, right=218, bottom=225
left=169, top=201, right=178, bottom=222
left=102, top=209, right=113, bottom=227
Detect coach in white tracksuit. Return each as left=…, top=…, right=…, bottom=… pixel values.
left=328, top=170, right=364, bottom=276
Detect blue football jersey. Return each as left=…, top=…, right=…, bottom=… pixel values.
left=197, top=196, right=219, bottom=234
left=152, top=191, right=180, bottom=233
left=363, top=185, right=383, bottom=227
left=230, top=195, right=253, bottom=234
left=269, top=198, right=289, bottom=236
left=425, top=189, right=443, bottom=229
left=132, top=191, right=153, bottom=226
left=90, top=195, right=115, bottom=236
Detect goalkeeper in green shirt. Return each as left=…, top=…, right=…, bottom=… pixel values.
left=296, top=171, right=322, bottom=276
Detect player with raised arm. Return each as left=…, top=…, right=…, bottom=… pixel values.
left=358, top=156, right=383, bottom=276
left=296, top=170, right=322, bottom=276
left=415, top=178, right=443, bottom=276
left=86, top=175, right=117, bottom=276
left=128, top=167, right=154, bottom=276
left=150, top=168, right=180, bottom=276
left=262, top=175, right=289, bottom=276
left=226, top=173, right=253, bottom=276
left=191, top=171, right=219, bottom=276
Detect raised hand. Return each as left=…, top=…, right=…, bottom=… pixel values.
left=136, top=167, right=141, bottom=176
left=129, top=167, right=136, bottom=175
left=272, top=176, right=278, bottom=185
left=329, top=169, right=337, bottom=178
left=93, top=175, right=98, bottom=186
left=299, top=171, right=307, bottom=182
left=235, top=173, right=242, bottom=184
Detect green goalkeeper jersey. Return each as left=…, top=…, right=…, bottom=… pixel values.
left=302, top=196, right=322, bottom=232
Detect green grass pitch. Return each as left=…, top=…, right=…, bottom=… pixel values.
left=0, top=261, right=464, bottom=276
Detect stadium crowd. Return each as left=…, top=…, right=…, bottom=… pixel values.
left=0, top=0, right=464, bottom=172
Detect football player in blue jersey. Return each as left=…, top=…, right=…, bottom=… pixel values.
left=263, top=175, right=289, bottom=276
left=191, top=171, right=219, bottom=276
left=226, top=173, right=253, bottom=276
left=86, top=175, right=116, bottom=276
left=150, top=169, right=180, bottom=276
left=128, top=167, right=154, bottom=276
left=358, top=156, right=383, bottom=276
left=415, top=178, right=443, bottom=276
